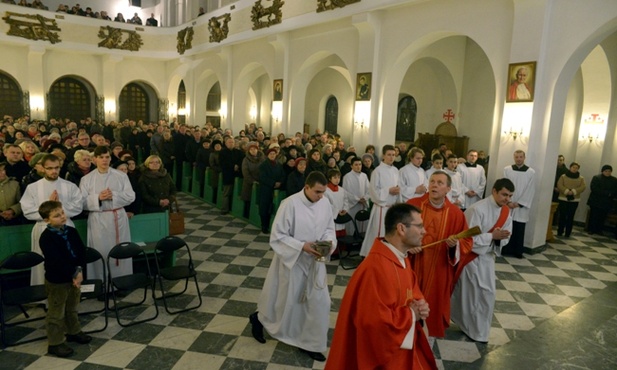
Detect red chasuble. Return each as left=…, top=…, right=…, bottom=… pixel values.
left=326, top=239, right=436, bottom=370
left=407, top=193, right=472, bottom=338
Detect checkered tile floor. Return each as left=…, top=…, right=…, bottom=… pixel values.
left=2, top=193, right=617, bottom=369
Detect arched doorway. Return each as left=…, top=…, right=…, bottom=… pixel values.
left=0, top=71, right=24, bottom=118
left=119, top=82, right=158, bottom=123
left=48, top=76, right=96, bottom=121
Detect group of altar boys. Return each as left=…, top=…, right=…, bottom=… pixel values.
left=249, top=144, right=537, bottom=369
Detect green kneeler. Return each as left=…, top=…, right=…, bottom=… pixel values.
left=249, top=182, right=261, bottom=228
left=191, top=166, right=202, bottom=197
left=203, top=168, right=215, bottom=205
left=231, top=177, right=245, bottom=219
left=181, top=162, right=192, bottom=193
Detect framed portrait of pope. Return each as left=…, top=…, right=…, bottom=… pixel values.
left=506, top=61, right=536, bottom=102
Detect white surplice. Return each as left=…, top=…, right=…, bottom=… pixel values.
left=20, top=178, right=83, bottom=285
left=399, top=163, right=425, bottom=202
left=503, top=165, right=536, bottom=223
left=342, top=170, right=370, bottom=234
left=457, top=163, right=486, bottom=208
left=444, top=167, right=467, bottom=209
left=257, top=190, right=336, bottom=353
left=80, top=168, right=136, bottom=280
left=325, top=187, right=347, bottom=232
left=360, top=162, right=400, bottom=257
left=451, top=195, right=512, bottom=342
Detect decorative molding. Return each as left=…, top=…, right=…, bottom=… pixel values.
left=97, top=26, right=143, bottom=51
left=251, top=0, right=284, bottom=30
left=208, top=13, right=231, bottom=43
left=22, top=91, right=30, bottom=117
left=2, top=11, right=61, bottom=44
left=177, top=27, right=194, bottom=55
left=316, top=0, right=360, bottom=13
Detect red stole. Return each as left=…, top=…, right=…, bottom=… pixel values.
left=452, top=204, right=510, bottom=289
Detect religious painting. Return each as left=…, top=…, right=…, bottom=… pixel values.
left=506, top=61, right=536, bottom=103
left=273, top=79, right=283, bottom=101
left=356, top=72, right=371, bottom=101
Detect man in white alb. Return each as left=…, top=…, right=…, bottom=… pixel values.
left=399, top=147, right=427, bottom=202
left=21, top=154, right=83, bottom=285
left=457, top=150, right=486, bottom=210
left=249, top=172, right=337, bottom=362
left=342, top=157, right=370, bottom=234
left=80, top=146, right=136, bottom=280
left=360, top=145, right=400, bottom=257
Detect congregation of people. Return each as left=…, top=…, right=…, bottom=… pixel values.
left=3, top=111, right=617, bottom=367
left=1, top=1, right=159, bottom=26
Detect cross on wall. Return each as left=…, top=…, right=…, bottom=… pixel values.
left=443, top=109, right=455, bottom=123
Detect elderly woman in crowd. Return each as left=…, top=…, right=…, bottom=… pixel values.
left=65, top=149, right=95, bottom=185
left=138, top=155, right=177, bottom=214
left=241, top=142, right=264, bottom=218
left=18, top=140, right=39, bottom=163
left=557, top=162, right=586, bottom=237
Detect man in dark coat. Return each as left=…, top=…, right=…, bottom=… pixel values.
left=219, top=136, right=243, bottom=214
left=587, top=164, right=617, bottom=235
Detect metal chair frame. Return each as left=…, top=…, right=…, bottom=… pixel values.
left=154, top=236, right=202, bottom=315
left=0, top=251, right=47, bottom=348
left=79, top=247, right=108, bottom=334
left=334, top=213, right=364, bottom=270
left=106, top=242, right=158, bottom=327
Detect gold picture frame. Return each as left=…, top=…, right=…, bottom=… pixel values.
left=273, top=79, right=283, bottom=101
left=356, top=72, right=371, bottom=101
left=506, top=61, right=536, bottom=102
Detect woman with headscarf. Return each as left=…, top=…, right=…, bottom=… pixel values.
left=557, top=162, right=586, bottom=237
left=286, top=157, right=307, bottom=197
left=306, top=148, right=327, bottom=177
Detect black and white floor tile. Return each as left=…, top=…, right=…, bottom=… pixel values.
left=2, top=193, right=616, bottom=369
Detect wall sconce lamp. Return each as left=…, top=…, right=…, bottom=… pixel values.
left=218, top=108, right=227, bottom=121
left=178, top=108, right=186, bottom=116
left=581, top=132, right=598, bottom=143
left=354, top=118, right=366, bottom=130
left=354, top=101, right=370, bottom=130
left=249, top=106, right=257, bottom=121
left=504, top=127, right=523, bottom=140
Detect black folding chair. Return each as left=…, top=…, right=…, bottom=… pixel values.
left=334, top=214, right=363, bottom=270
left=354, top=209, right=371, bottom=239
left=79, top=247, right=108, bottom=334
left=154, top=236, right=202, bottom=314
left=0, top=251, right=47, bottom=348
left=106, top=242, right=158, bottom=327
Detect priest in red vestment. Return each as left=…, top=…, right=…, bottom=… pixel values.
left=326, top=203, right=437, bottom=370
left=407, top=171, right=472, bottom=338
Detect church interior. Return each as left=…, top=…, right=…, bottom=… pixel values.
left=1, top=0, right=617, bottom=368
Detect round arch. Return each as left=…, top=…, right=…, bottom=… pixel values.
left=48, top=75, right=97, bottom=122
left=0, top=69, right=24, bottom=118
left=118, top=80, right=159, bottom=123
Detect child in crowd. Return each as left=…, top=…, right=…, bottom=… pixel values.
left=38, top=200, right=91, bottom=358
left=425, top=153, right=444, bottom=182
left=325, top=169, right=347, bottom=238
left=444, top=154, right=467, bottom=209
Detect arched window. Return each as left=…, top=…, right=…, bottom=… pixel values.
left=324, top=96, right=338, bottom=135
left=48, top=77, right=92, bottom=121
left=0, top=71, right=23, bottom=118
left=396, top=95, right=417, bottom=142
left=206, top=82, right=221, bottom=127
left=119, top=83, right=149, bottom=123
left=177, top=80, right=186, bottom=124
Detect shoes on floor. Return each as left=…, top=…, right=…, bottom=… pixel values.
left=66, top=331, right=92, bottom=344
left=299, top=348, right=326, bottom=362
left=249, top=312, right=266, bottom=344
left=48, top=343, right=74, bottom=357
